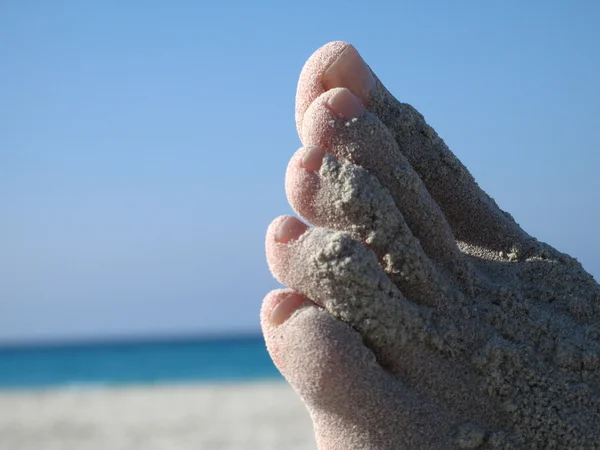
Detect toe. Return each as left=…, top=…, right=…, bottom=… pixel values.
left=285, top=147, right=446, bottom=305
left=283, top=148, right=323, bottom=223
left=300, top=88, right=466, bottom=276
left=265, top=216, right=310, bottom=290
left=266, top=215, right=393, bottom=317
left=265, top=216, right=442, bottom=370
left=295, top=41, right=376, bottom=136
left=260, top=289, right=382, bottom=406
left=295, top=41, right=375, bottom=139
left=296, top=41, right=534, bottom=256
left=260, top=289, right=451, bottom=450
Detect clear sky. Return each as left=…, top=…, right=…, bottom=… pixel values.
left=1, top=1, right=599, bottom=343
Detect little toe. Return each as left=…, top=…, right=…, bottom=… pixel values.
left=263, top=256, right=506, bottom=448
left=260, top=289, right=455, bottom=450
left=285, top=146, right=445, bottom=305
left=260, top=288, right=384, bottom=406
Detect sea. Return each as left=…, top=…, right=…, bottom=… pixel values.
left=0, top=334, right=282, bottom=390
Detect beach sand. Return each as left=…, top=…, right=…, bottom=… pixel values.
left=0, top=381, right=315, bottom=450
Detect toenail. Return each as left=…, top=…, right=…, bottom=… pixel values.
left=270, top=293, right=305, bottom=325
left=301, top=146, right=325, bottom=172
left=275, top=217, right=308, bottom=244
left=325, top=88, right=365, bottom=120
left=322, top=45, right=375, bottom=108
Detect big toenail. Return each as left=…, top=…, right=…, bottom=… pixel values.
left=326, top=88, right=365, bottom=120
left=270, top=293, right=304, bottom=325
left=322, top=45, right=375, bottom=108
left=275, top=217, right=308, bottom=244
left=301, top=147, right=325, bottom=172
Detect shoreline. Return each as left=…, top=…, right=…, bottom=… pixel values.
left=0, top=375, right=285, bottom=394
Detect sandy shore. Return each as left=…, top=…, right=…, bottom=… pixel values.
left=0, top=380, right=315, bottom=450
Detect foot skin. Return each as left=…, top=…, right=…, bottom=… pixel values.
left=262, top=42, right=600, bottom=449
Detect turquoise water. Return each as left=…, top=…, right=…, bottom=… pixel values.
left=0, top=335, right=282, bottom=389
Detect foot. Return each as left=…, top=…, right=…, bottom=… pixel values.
left=262, top=42, right=600, bottom=449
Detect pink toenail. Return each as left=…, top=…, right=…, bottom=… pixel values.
left=325, top=88, right=365, bottom=120
left=322, top=45, right=375, bottom=108
left=275, top=217, right=308, bottom=244
left=270, top=293, right=304, bottom=325
left=301, top=146, right=325, bottom=172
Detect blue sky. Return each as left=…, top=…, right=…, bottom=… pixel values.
left=1, top=1, right=599, bottom=343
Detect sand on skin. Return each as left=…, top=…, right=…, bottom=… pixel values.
left=265, top=42, right=600, bottom=447
left=0, top=381, right=315, bottom=450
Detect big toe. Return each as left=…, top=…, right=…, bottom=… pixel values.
left=296, top=41, right=534, bottom=256
left=295, top=41, right=375, bottom=135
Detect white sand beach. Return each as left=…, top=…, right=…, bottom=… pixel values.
left=0, top=381, right=315, bottom=450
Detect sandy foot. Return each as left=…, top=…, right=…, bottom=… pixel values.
left=262, top=42, right=600, bottom=449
